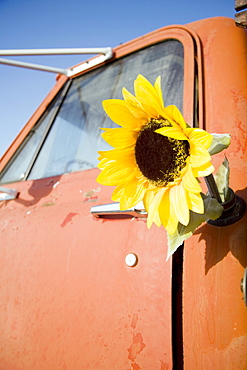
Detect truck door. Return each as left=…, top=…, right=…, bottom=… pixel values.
left=0, top=28, right=196, bottom=369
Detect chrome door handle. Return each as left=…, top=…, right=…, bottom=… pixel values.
left=0, top=186, right=18, bottom=201
left=90, top=202, right=147, bottom=218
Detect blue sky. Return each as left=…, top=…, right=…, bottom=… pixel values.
left=0, top=0, right=234, bottom=157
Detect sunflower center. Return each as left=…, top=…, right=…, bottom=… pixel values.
left=135, top=118, right=190, bottom=186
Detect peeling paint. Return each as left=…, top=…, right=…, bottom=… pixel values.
left=131, top=363, right=141, bottom=370
left=127, top=332, right=146, bottom=362
left=160, top=359, right=169, bottom=370
left=41, top=202, right=56, bottom=207
left=53, top=181, right=60, bottom=189
left=60, top=213, right=78, bottom=228
left=131, top=314, right=138, bottom=329
left=83, top=188, right=101, bottom=203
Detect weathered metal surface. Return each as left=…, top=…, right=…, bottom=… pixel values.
left=183, top=17, right=247, bottom=368
left=0, top=16, right=246, bottom=369
left=0, top=171, right=172, bottom=369
left=235, top=10, right=247, bottom=28
left=235, top=0, right=247, bottom=28
left=235, top=0, right=247, bottom=11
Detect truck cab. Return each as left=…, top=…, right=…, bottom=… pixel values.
left=0, top=16, right=247, bottom=369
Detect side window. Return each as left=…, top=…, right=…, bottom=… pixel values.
left=0, top=40, right=184, bottom=183
left=0, top=90, right=64, bottom=184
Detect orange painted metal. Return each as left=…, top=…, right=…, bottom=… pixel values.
left=0, top=16, right=247, bottom=369
left=0, top=24, right=200, bottom=370
left=0, top=171, right=172, bottom=369
left=183, top=17, right=247, bottom=368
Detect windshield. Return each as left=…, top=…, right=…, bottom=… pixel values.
left=0, top=40, right=184, bottom=183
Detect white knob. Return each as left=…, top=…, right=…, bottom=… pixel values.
left=125, top=253, right=138, bottom=267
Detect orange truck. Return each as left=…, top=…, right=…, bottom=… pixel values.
left=0, top=12, right=247, bottom=370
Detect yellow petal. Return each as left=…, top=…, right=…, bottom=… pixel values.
left=158, top=187, right=170, bottom=228
left=134, top=74, right=165, bottom=118
left=143, top=189, right=162, bottom=226
left=170, top=183, right=190, bottom=226
left=98, top=147, right=136, bottom=169
left=143, top=189, right=155, bottom=213
left=190, top=142, right=211, bottom=167
left=147, top=187, right=166, bottom=229
left=187, top=192, right=204, bottom=214
left=120, top=186, right=145, bottom=210
left=186, top=128, right=213, bottom=149
left=112, top=184, right=125, bottom=202
left=122, top=88, right=149, bottom=121
left=119, top=194, right=136, bottom=210
left=165, top=105, right=187, bottom=130
left=102, top=99, right=141, bottom=129
left=97, top=157, right=109, bottom=169
left=192, top=162, right=214, bottom=177
left=122, top=87, right=143, bottom=110
left=98, top=146, right=135, bottom=160
left=124, top=177, right=144, bottom=198
left=101, top=128, right=138, bottom=148
left=165, top=203, right=178, bottom=234
left=120, top=179, right=146, bottom=209
left=97, top=162, right=135, bottom=186
left=153, top=212, right=162, bottom=228
left=182, top=164, right=202, bottom=194
left=155, top=126, right=188, bottom=140
left=154, top=76, right=165, bottom=109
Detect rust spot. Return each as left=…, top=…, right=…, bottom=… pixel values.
left=83, top=195, right=99, bottom=202
left=160, top=359, right=169, bottom=370
left=131, top=314, right=138, bottom=329
left=127, top=332, right=146, bottom=362
left=42, top=202, right=56, bottom=207
left=131, top=363, right=141, bottom=370
left=83, top=188, right=100, bottom=203
left=61, top=212, right=78, bottom=228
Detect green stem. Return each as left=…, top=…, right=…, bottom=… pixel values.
left=204, top=174, right=222, bottom=203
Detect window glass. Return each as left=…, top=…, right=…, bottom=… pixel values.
left=0, top=93, right=62, bottom=183
left=1, top=40, right=184, bottom=183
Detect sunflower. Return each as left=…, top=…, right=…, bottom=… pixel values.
left=97, top=74, right=214, bottom=235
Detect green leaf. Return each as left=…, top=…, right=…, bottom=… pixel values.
left=208, top=133, right=231, bottom=155
left=166, top=194, right=224, bottom=260
left=214, top=157, right=230, bottom=202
